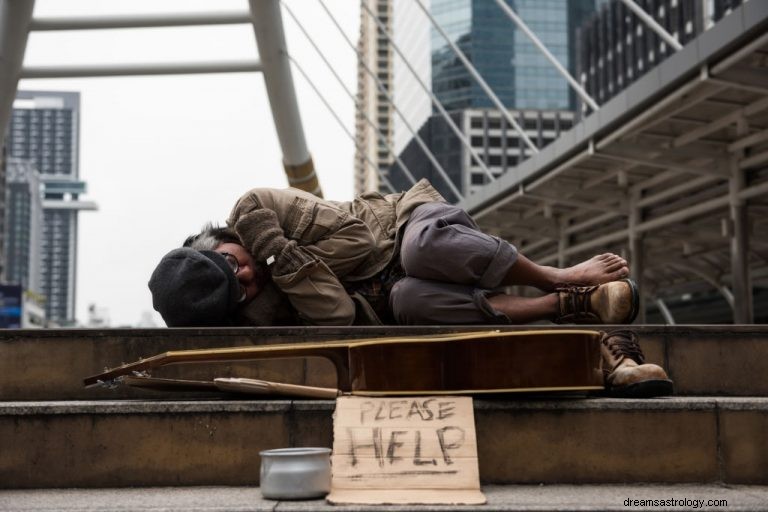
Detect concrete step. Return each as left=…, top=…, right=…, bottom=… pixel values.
left=1, top=325, right=767, bottom=400
left=2, top=484, right=768, bottom=511
left=2, top=397, right=766, bottom=489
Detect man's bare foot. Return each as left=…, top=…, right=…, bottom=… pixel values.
left=554, top=253, right=629, bottom=287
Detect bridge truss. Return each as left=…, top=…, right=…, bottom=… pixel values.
left=461, top=2, right=768, bottom=323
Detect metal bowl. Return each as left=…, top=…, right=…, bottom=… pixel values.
left=259, top=447, right=332, bottom=500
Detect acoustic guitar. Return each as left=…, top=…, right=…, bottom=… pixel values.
left=84, top=330, right=605, bottom=395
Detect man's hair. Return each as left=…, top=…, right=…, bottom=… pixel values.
left=183, top=222, right=241, bottom=251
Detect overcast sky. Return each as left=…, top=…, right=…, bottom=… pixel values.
left=20, top=0, right=360, bottom=326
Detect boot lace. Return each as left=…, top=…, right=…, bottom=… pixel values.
left=556, top=284, right=598, bottom=320
left=602, top=329, right=645, bottom=364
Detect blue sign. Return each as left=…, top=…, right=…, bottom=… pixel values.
left=0, top=285, right=23, bottom=328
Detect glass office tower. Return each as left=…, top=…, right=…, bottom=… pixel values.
left=385, top=0, right=596, bottom=199
left=431, top=0, right=596, bottom=111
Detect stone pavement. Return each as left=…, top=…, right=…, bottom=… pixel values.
left=2, top=484, right=767, bottom=511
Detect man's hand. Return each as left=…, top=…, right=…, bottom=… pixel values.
left=234, top=208, right=315, bottom=275
left=234, top=209, right=288, bottom=264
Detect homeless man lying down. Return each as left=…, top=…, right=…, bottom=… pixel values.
left=148, top=179, right=672, bottom=396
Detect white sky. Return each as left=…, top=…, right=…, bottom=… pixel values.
left=20, top=0, right=360, bottom=327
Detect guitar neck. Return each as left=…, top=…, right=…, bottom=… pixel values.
left=83, top=341, right=352, bottom=389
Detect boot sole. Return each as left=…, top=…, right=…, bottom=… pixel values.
left=607, top=379, right=674, bottom=398
left=622, top=278, right=640, bottom=324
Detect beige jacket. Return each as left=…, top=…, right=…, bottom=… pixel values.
left=227, top=179, right=444, bottom=326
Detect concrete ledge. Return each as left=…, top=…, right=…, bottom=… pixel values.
left=2, top=484, right=767, bottom=511
left=1, top=397, right=766, bottom=488
left=6, top=396, right=768, bottom=416
left=0, top=400, right=295, bottom=415
left=1, top=325, right=767, bottom=400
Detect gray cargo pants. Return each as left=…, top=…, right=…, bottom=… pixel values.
left=389, top=202, right=518, bottom=324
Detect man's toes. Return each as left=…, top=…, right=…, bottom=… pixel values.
left=603, top=255, right=624, bottom=267
left=612, top=256, right=628, bottom=268
left=614, top=266, right=629, bottom=279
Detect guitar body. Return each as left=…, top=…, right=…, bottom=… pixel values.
left=85, top=330, right=605, bottom=395
left=347, top=330, right=603, bottom=394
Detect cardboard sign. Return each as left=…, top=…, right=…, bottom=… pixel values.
left=326, top=396, right=486, bottom=505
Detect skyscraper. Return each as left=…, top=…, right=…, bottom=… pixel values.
left=355, top=1, right=598, bottom=199
left=4, top=157, right=43, bottom=294
left=6, top=91, right=96, bottom=325
left=576, top=0, right=741, bottom=108
left=391, top=0, right=433, bottom=155
left=354, top=0, right=394, bottom=195
left=386, top=0, right=595, bottom=199
left=431, top=0, right=596, bottom=111
left=0, top=148, right=7, bottom=282
left=355, top=0, right=435, bottom=195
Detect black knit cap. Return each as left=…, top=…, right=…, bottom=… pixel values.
left=148, top=248, right=240, bottom=327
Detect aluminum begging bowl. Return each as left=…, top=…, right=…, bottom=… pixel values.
left=259, top=447, right=332, bottom=500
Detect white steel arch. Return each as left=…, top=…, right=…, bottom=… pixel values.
left=0, top=0, right=322, bottom=197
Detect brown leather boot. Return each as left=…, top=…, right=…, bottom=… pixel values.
left=555, top=279, right=639, bottom=324
left=600, top=329, right=673, bottom=397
